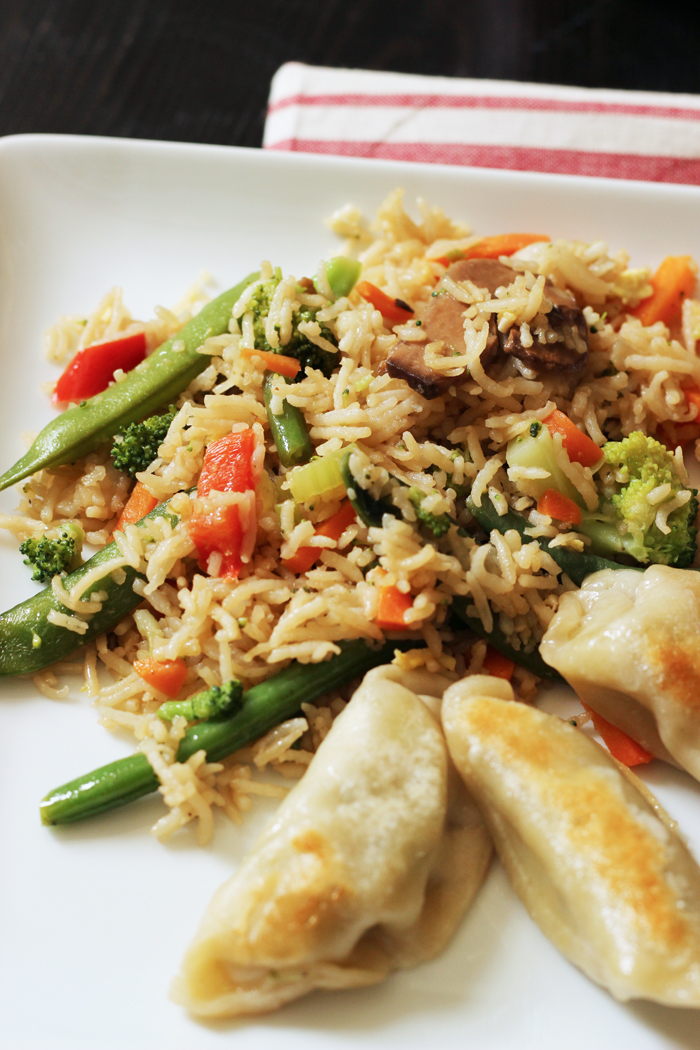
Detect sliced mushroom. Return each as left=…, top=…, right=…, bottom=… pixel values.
left=449, top=258, right=589, bottom=376
left=385, top=263, right=498, bottom=399
left=501, top=298, right=589, bottom=375
left=384, top=257, right=589, bottom=397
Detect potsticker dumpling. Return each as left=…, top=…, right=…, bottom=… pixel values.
left=442, top=675, right=700, bottom=1005
left=172, top=665, right=492, bottom=1018
left=540, top=565, right=700, bottom=780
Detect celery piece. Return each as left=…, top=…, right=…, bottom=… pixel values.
left=506, top=426, right=583, bottom=506
left=288, top=443, right=359, bottom=504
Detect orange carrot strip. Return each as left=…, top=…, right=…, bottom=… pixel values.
left=581, top=703, right=654, bottom=767
left=376, top=584, right=413, bottom=631
left=544, top=409, right=603, bottom=468
left=435, top=233, right=550, bottom=267
left=481, top=645, right=515, bottom=680
left=282, top=500, right=358, bottom=575
left=632, top=255, right=698, bottom=328
left=239, top=347, right=301, bottom=378
left=113, top=481, right=159, bottom=534
left=356, top=280, right=414, bottom=325
left=537, top=488, right=582, bottom=525
left=134, top=657, right=188, bottom=699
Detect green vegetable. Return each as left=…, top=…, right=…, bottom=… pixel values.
left=579, top=432, right=698, bottom=568
left=466, top=495, right=631, bottom=587
left=111, top=406, right=178, bottom=477
left=263, top=373, right=313, bottom=468
left=158, top=679, right=244, bottom=722
left=321, top=257, right=362, bottom=299
left=0, top=274, right=259, bottom=493
left=340, top=450, right=456, bottom=536
left=249, top=271, right=339, bottom=378
left=506, top=425, right=584, bottom=506
left=450, top=599, right=563, bottom=681
left=288, top=443, right=359, bottom=504
left=39, top=638, right=418, bottom=825
left=0, top=501, right=178, bottom=676
left=407, top=487, right=452, bottom=538
left=20, top=522, right=84, bottom=583
left=339, top=449, right=393, bottom=528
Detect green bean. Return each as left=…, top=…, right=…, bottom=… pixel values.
left=39, top=638, right=416, bottom=825
left=0, top=273, right=259, bottom=492
left=322, top=257, right=362, bottom=299
left=263, top=373, right=313, bottom=468
left=0, top=501, right=178, bottom=676
left=466, top=496, right=637, bottom=587
left=450, top=598, right=563, bottom=681
left=339, top=450, right=394, bottom=528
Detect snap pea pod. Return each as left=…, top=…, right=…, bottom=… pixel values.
left=450, top=598, right=563, bottom=681
left=0, top=501, right=178, bottom=676
left=39, top=637, right=417, bottom=825
left=466, top=496, right=637, bottom=587
left=0, top=273, right=259, bottom=492
left=263, top=373, right=313, bottom=468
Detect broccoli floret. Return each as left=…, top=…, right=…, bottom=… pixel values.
left=20, top=522, right=84, bottom=583
left=157, top=679, right=244, bottom=723
left=111, top=406, right=177, bottom=476
left=579, top=432, right=698, bottom=568
left=247, top=273, right=340, bottom=378
left=407, top=487, right=453, bottom=538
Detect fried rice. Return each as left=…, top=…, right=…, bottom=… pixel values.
left=6, top=188, right=700, bottom=843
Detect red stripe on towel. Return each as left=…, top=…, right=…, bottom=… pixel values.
left=267, top=139, right=700, bottom=184
left=267, top=92, right=700, bottom=123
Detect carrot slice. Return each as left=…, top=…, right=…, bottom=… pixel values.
left=239, top=347, right=301, bottom=379
left=435, top=233, right=550, bottom=267
left=544, top=409, right=603, bottom=468
left=376, top=583, right=413, bottom=631
left=632, top=255, right=698, bottom=328
left=356, top=281, right=414, bottom=325
left=113, top=481, right=159, bottom=534
left=282, top=500, right=358, bottom=575
left=134, top=657, right=188, bottom=699
left=481, top=645, right=515, bottom=680
left=537, top=488, right=582, bottom=525
left=581, top=703, right=654, bottom=767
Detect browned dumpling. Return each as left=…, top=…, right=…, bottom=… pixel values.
left=172, top=666, right=492, bottom=1018
left=539, top=565, right=700, bottom=779
left=442, top=675, right=700, bottom=1006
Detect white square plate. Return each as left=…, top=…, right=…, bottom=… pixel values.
left=1, top=135, right=700, bottom=1050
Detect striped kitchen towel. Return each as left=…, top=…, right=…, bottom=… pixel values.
left=264, top=62, right=700, bottom=185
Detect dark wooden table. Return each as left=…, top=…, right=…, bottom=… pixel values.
left=1, top=0, right=698, bottom=147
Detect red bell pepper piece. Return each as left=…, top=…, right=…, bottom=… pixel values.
left=53, top=331, right=148, bottom=404
left=188, top=429, right=258, bottom=580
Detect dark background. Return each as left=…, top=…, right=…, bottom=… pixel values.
left=1, top=0, right=699, bottom=148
